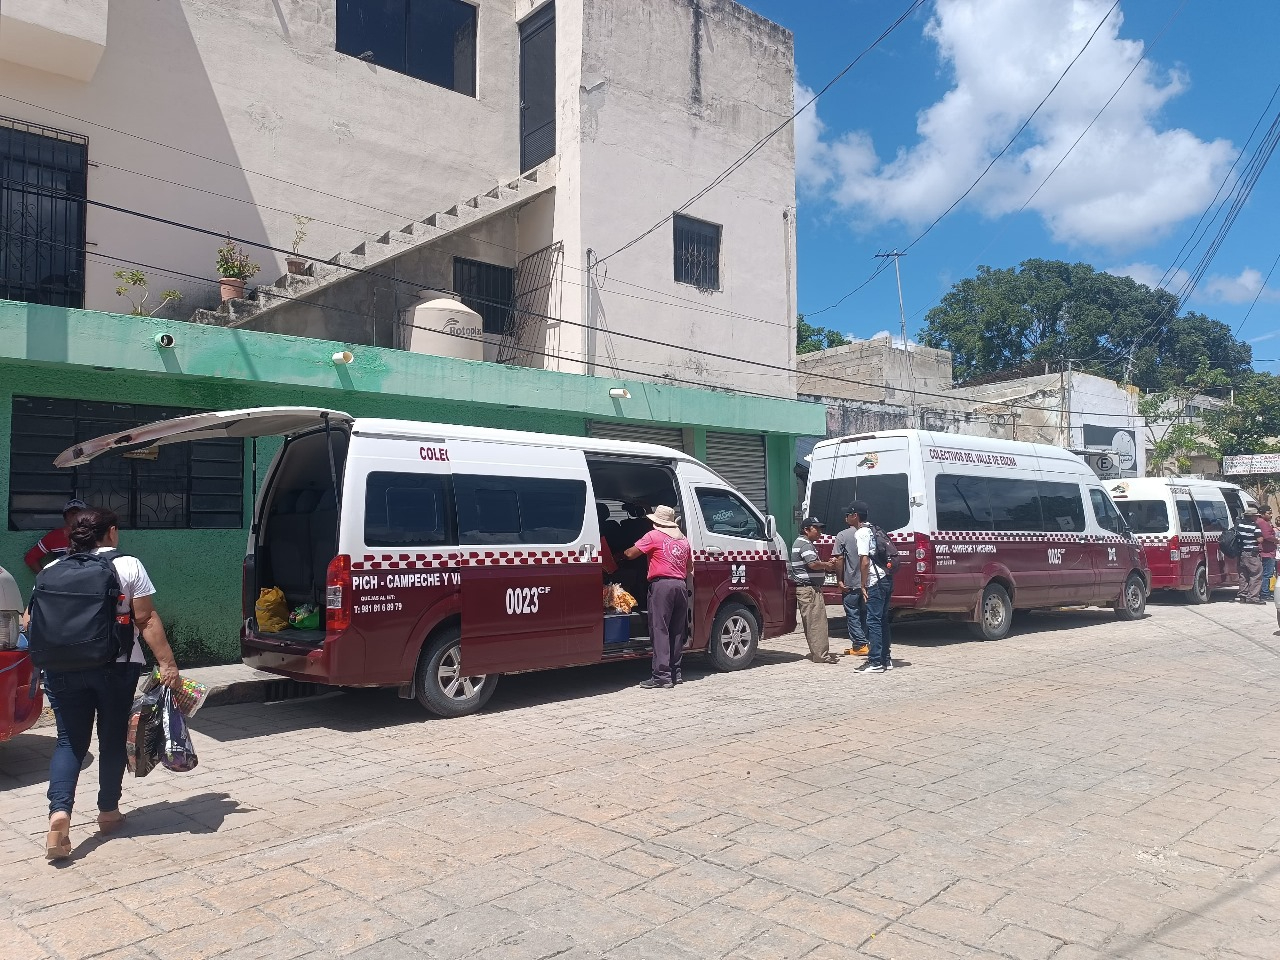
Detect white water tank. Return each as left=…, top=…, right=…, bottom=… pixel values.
left=406, top=297, right=486, bottom=361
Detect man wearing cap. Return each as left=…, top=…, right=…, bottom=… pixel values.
left=831, top=504, right=871, bottom=660
left=1258, top=504, right=1275, bottom=602
left=791, top=518, right=841, bottom=664
left=623, top=505, right=692, bottom=689
left=24, top=499, right=88, bottom=573
left=1236, top=505, right=1264, bottom=603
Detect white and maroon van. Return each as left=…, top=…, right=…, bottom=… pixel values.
left=803, top=431, right=1150, bottom=641
left=1107, top=477, right=1258, bottom=602
left=57, top=408, right=795, bottom=716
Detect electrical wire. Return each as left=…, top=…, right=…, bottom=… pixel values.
left=593, top=0, right=929, bottom=267
left=1235, top=250, right=1280, bottom=335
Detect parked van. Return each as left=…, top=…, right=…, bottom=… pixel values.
left=0, top=563, right=42, bottom=742
left=57, top=408, right=795, bottom=716
left=1107, top=477, right=1259, bottom=602
left=803, top=431, right=1149, bottom=641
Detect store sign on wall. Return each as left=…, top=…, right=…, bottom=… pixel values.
left=1223, top=453, right=1280, bottom=475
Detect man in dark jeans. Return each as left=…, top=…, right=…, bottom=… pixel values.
left=839, top=501, right=892, bottom=674
left=832, top=506, right=870, bottom=658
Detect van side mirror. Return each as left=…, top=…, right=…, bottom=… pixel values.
left=765, top=515, right=777, bottom=541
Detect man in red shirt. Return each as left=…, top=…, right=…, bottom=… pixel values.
left=1259, top=504, right=1276, bottom=602
left=24, top=500, right=88, bottom=573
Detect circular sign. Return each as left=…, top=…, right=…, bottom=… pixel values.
left=1111, top=431, right=1137, bottom=470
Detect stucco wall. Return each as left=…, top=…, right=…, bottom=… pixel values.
left=0, top=0, right=524, bottom=314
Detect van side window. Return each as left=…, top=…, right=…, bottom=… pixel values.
left=364, top=472, right=456, bottom=547
left=1175, top=498, right=1203, bottom=533
left=1195, top=498, right=1230, bottom=532
left=454, top=475, right=587, bottom=544
left=1040, top=481, right=1086, bottom=533
left=1221, top=489, right=1246, bottom=522
left=1118, top=499, right=1171, bottom=534
left=935, top=474, right=993, bottom=530
left=811, top=473, right=911, bottom=531
left=1088, top=489, right=1123, bottom=534
left=989, top=478, right=1043, bottom=532
left=696, top=488, right=764, bottom=539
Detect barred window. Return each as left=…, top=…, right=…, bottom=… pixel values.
left=673, top=214, right=721, bottom=290
left=8, top=397, right=244, bottom=532
left=454, top=257, right=515, bottom=336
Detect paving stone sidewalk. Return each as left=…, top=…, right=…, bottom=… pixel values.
left=1, top=599, right=1278, bottom=959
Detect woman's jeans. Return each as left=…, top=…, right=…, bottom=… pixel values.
left=44, top=663, right=142, bottom=817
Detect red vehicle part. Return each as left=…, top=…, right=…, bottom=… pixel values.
left=0, top=651, right=43, bottom=742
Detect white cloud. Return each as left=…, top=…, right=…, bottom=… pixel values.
left=801, top=0, right=1236, bottom=248
left=1105, top=262, right=1189, bottom=293
left=1106, top=263, right=1280, bottom=305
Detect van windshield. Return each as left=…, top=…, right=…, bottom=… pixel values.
left=809, top=473, right=910, bottom=532
left=1116, top=499, right=1169, bottom=534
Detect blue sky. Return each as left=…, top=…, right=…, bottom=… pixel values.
left=743, top=0, right=1280, bottom=371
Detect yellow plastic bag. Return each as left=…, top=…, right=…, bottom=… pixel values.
left=255, top=587, right=290, bottom=633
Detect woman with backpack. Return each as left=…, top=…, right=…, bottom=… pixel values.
left=24, top=508, right=181, bottom=861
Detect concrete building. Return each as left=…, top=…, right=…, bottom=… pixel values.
left=0, top=0, right=796, bottom=393
left=0, top=301, right=822, bottom=661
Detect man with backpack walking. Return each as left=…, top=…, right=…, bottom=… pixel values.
left=835, top=501, right=895, bottom=674
left=24, top=507, right=181, bottom=861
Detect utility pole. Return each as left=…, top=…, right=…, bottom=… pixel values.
left=875, top=251, right=915, bottom=420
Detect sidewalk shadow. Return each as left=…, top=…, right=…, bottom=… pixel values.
left=52, top=792, right=246, bottom=866
left=0, top=741, right=95, bottom=791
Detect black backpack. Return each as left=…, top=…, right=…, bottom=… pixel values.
left=1219, top=526, right=1244, bottom=559
left=28, top=550, right=134, bottom=672
left=870, top=525, right=901, bottom=578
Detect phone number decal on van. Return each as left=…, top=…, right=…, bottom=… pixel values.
left=928, top=448, right=1018, bottom=467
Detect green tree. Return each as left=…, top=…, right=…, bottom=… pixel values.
left=1203, top=371, right=1280, bottom=457
left=796, top=314, right=850, bottom=354
left=1138, top=361, right=1230, bottom=475
left=920, top=259, right=1252, bottom=390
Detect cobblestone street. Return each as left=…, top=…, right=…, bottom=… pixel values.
left=2, top=599, right=1278, bottom=959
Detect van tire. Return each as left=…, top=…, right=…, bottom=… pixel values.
left=707, top=603, right=759, bottom=671
left=415, top=627, right=498, bottom=717
left=1184, top=565, right=1209, bottom=604
left=1115, top=573, right=1147, bottom=620
left=968, top=583, right=1012, bottom=641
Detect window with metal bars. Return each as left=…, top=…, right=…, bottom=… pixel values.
left=673, top=214, right=721, bottom=290
left=0, top=118, right=87, bottom=308
left=8, top=397, right=244, bottom=532
left=453, top=257, right=515, bottom=336
left=336, top=0, right=477, bottom=97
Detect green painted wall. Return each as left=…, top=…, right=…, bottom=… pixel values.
left=0, top=302, right=823, bottom=664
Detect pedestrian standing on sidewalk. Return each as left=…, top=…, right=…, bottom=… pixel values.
left=1257, top=504, right=1275, bottom=602
left=791, top=518, right=840, bottom=664
left=24, top=508, right=182, bottom=861
left=832, top=507, right=870, bottom=658
left=1235, top=506, right=1264, bottom=604
left=624, top=506, right=691, bottom=689
left=846, top=501, right=892, bottom=674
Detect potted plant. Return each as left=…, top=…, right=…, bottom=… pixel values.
left=215, top=236, right=260, bottom=302
left=113, top=269, right=182, bottom=316
left=286, top=215, right=312, bottom=275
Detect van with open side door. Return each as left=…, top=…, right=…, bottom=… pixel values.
left=803, top=431, right=1150, bottom=641
left=56, top=408, right=795, bottom=717
left=1107, top=477, right=1259, bottom=602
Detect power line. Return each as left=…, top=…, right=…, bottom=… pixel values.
left=1235, top=250, right=1280, bottom=335
left=594, top=0, right=929, bottom=267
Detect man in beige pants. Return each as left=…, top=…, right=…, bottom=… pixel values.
left=791, top=517, right=841, bottom=664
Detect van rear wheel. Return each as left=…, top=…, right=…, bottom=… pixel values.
left=707, top=603, right=759, bottom=671
left=968, top=583, right=1012, bottom=641
left=1184, top=565, right=1209, bottom=604
left=1115, top=573, right=1147, bottom=620
left=415, top=627, right=498, bottom=717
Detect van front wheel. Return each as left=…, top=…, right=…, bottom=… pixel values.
left=1184, top=565, right=1209, bottom=604
left=968, top=583, right=1012, bottom=641
left=1115, top=573, right=1147, bottom=620
left=415, top=627, right=498, bottom=717
left=707, top=603, right=759, bottom=671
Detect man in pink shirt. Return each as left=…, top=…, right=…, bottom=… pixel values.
left=1258, top=504, right=1276, bottom=602
left=623, top=505, right=691, bottom=689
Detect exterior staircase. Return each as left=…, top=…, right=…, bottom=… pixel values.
left=189, top=159, right=556, bottom=327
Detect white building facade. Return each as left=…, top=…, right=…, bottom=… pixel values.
left=0, top=0, right=796, bottom=393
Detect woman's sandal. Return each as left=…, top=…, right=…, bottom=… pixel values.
left=97, top=811, right=126, bottom=834
left=45, top=828, right=71, bottom=861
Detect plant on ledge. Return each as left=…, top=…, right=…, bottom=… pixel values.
left=215, top=236, right=260, bottom=303
left=113, top=269, right=182, bottom=316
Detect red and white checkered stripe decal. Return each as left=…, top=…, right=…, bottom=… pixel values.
left=691, top=549, right=783, bottom=562
left=351, top=548, right=599, bottom=571
left=818, top=531, right=1129, bottom=545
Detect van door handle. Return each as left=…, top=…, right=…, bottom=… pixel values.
left=705, top=546, right=723, bottom=556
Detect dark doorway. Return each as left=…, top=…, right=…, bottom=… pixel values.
left=520, top=4, right=556, bottom=172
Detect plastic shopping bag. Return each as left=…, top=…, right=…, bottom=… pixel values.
left=126, top=686, right=164, bottom=778
left=159, top=687, right=199, bottom=773
left=255, top=587, right=290, bottom=633
left=140, top=668, right=209, bottom=718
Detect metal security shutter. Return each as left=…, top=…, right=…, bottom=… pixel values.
left=587, top=422, right=685, bottom=453
left=706, top=432, right=768, bottom=512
